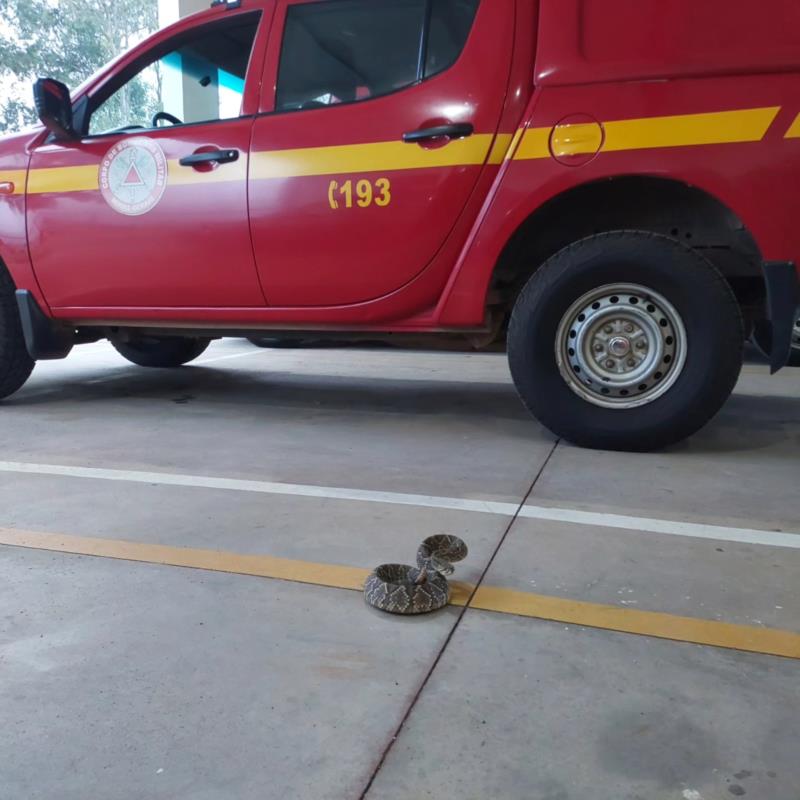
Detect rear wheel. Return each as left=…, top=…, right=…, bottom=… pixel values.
left=507, top=232, right=744, bottom=451
left=112, top=336, right=211, bottom=368
left=0, top=269, right=35, bottom=399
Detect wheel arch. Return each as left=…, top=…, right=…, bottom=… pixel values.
left=484, top=174, right=766, bottom=333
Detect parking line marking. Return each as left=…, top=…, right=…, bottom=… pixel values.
left=516, top=506, right=800, bottom=549
left=0, top=527, right=797, bottom=660
left=194, top=349, right=272, bottom=366
left=467, top=586, right=800, bottom=659
left=0, top=528, right=370, bottom=592
left=0, top=460, right=798, bottom=550
left=0, top=461, right=515, bottom=515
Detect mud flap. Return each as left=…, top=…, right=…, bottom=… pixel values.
left=753, top=262, right=798, bottom=374
left=15, top=290, right=73, bottom=360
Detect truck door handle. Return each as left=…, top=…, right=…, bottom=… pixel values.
left=402, top=123, right=474, bottom=143
left=179, top=149, right=239, bottom=167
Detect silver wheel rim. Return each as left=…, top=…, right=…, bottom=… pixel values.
left=555, top=283, right=688, bottom=409
left=793, top=312, right=800, bottom=353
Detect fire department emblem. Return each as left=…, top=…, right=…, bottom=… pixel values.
left=99, top=138, right=168, bottom=216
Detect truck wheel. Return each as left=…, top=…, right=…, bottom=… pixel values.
left=752, top=309, right=800, bottom=367
left=507, top=232, right=744, bottom=451
left=0, top=270, right=35, bottom=399
left=112, top=336, right=211, bottom=368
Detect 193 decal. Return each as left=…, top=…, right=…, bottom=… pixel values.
left=328, top=178, right=391, bottom=210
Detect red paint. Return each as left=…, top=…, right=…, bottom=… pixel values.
left=249, top=0, right=513, bottom=307
left=0, top=0, right=797, bottom=332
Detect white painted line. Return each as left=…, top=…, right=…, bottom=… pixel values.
left=193, top=349, right=270, bottom=366
left=0, top=461, right=512, bottom=515
left=517, top=505, right=800, bottom=550
left=0, top=460, right=798, bottom=550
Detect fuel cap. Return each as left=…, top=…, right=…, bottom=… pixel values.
left=549, top=114, right=605, bottom=167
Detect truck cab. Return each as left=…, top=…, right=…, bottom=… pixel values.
left=1, top=0, right=799, bottom=450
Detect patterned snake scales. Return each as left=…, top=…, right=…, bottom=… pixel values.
left=364, top=535, right=469, bottom=614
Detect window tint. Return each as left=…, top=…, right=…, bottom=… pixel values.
left=276, top=0, right=479, bottom=113
left=425, top=0, right=480, bottom=78
left=89, top=15, right=260, bottom=136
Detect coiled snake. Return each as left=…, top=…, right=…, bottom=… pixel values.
left=364, top=535, right=468, bottom=614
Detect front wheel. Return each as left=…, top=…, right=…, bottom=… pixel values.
left=111, top=336, right=211, bottom=368
left=0, top=270, right=35, bottom=399
left=508, top=232, right=744, bottom=451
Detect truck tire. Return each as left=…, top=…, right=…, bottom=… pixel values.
left=507, top=232, right=744, bottom=451
left=752, top=309, right=800, bottom=367
left=0, top=269, right=35, bottom=399
left=112, top=336, right=211, bottom=368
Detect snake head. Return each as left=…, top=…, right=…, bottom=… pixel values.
left=426, top=555, right=455, bottom=576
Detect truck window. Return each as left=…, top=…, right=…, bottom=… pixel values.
left=426, top=0, right=480, bottom=78
left=88, top=15, right=261, bottom=137
left=275, top=0, right=480, bottom=112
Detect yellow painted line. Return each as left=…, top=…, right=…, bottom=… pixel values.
left=0, top=528, right=370, bottom=591
left=467, top=586, right=800, bottom=660
left=515, top=106, right=781, bottom=161
left=487, top=133, right=514, bottom=165
left=249, top=134, right=495, bottom=180
left=786, top=112, right=800, bottom=139
left=0, top=169, right=27, bottom=196
left=1, top=526, right=798, bottom=660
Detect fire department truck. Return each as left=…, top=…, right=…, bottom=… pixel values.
left=0, top=0, right=798, bottom=450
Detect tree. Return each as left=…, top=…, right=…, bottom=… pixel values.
left=0, top=0, right=158, bottom=134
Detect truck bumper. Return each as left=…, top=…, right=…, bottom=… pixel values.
left=755, top=262, right=799, bottom=374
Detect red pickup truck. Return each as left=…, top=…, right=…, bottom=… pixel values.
left=1, top=0, right=798, bottom=450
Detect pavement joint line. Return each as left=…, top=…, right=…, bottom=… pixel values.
left=359, top=440, right=560, bottom=799
left=0, top=460, right=798, bottom=550
left=1, top=531, right=798, bottom=661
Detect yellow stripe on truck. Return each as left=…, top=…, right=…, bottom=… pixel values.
left=486, top=133, right=514, bottom=165
left=515, top=106, right=781, bottom=161
left=16, top=107, right=785, bottom=195
left=786, top=113, right=800, bottom=139
left=0, top=170, right=28, bottom=196
left=27, top=163, right=99, bottom=194
left=249, top=133, right=496, bottom=180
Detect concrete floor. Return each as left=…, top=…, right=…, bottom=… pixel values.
left=0, top=340, right=798, bottom=800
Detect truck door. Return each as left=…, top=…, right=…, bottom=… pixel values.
left=26, top=7, right=271, bottom=311
left=249, top=0, right=514, bottom=307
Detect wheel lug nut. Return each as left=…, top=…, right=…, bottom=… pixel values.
left=604, top=325, right=613, bottom=334
left=636, top=341, right=647, bottom=350
left=594, top=344, right=603, bottom=353
left=627, top=359, right=636, bottom=367
left=605, top=360, right=615, bottom=369
left=624, top=323, right=634, bottom=333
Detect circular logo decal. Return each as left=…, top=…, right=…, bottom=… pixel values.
left=99, top=138, right=168, bottom=216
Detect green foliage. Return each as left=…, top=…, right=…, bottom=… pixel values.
left=0, top=0, right=158, bottom=133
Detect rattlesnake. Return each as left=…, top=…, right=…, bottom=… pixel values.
left=364, top=535, right=468, bottom=614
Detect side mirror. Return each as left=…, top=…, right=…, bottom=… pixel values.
left=33, top=78, right=77, bottom=141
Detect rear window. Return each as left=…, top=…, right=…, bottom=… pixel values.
left=276, top=0, right=479, bottom=112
